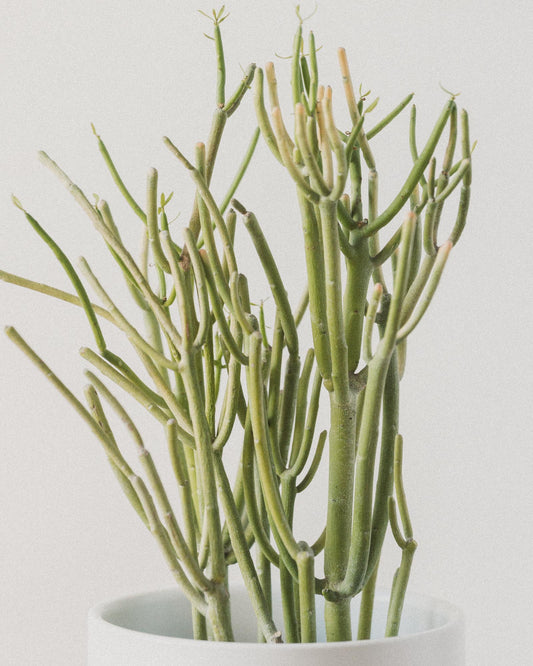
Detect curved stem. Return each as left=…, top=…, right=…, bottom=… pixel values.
left=0, top=269, right=113, bottom=323
left=358, top=99, right=455, bottom=239
left=247, top=332, right=300, bottom=561
left=213, top=454, right=282, bottom=643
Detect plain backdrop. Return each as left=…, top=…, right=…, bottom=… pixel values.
left=1, top=1, right=531, bottom=664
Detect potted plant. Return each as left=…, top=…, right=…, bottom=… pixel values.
left=2, top=7, right=471, bottom=664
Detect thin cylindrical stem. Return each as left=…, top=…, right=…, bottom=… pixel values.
left=92, top=201, right=184, bottom=351
left=242, top=417, right=280, bottom=566
left=200, top=253, right=248, bottom=365
left=294, top=104, right=330, bottom=196
left=165, top=419, right=199, bottom=550
left=385, top=543, right=416, bottom=637
left=242, top=209, right=299, bottom=356
left=248, top=332, right=300, bottom=560
left=297, top=193, right=332, bottom=385
left=357, top=560, right=379, bottom=640
left=397, top=241, right=453, bottom=342
left=367, top=169, right=388, bottom=289
left=91, top=125, right=146, bottom=223
left=337, top=48, right=375, bottom=170
left=291, top=24, right=303, bottom=106
left=364, top=351, right=400, bottom=585
left=213, top=22, right=225, bottom=106
left=271, top=107, right=319, bottom=203
left=0, top=269, right=113, bottom=323
left=181, top=230, right=211, bottom=349
left=344, top=239, right=373, bottom=373
left=213, top=454, right=282, bottom=643
left=83, top=385, right=147, bottom=526
left=6, top=326, right=207, bottom=612
left=322, top=88, right=348, bottom=200
left=366, top=93, right=414, bottom=140
left=339, top=215, right=415, bottom=597
left=279, top=477, right=299, bottom=643
left=79, top=349, right=170, bottom=424
left=297, top=543, right=317, bottom=643
left=130, top=473, right=208, bottom=613
left=315, top=89, right=333, bottom=189
left=358, top=100, right=455, bottom=239
left=88, top=376, right=212, bottom=592
left=223, top=62, right=256, bottom=117
left=12, top=199, right=106, bottom=353
left=296, top=429, right=327, bottom=493
left=219, top=128, right=261, bottom=213
left=287, top=349, right=316, bottom=470
left=363, top=283, right=383, bottom=363
left=146, top=168, right=170, bottom=273
left=319, top=198, right=349, bottom=401
left=253, top=68, right=282, bottom=163
left=79, top=258, right=178, bottom=370
left=386, top=433, right=417, bottom=638
left=164, top=137, right=238, bottom=281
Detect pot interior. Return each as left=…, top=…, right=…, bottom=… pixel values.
left=98, top=586, right=456, bottom=643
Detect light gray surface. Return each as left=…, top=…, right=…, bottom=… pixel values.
left=1, top=1, right=531, bottom=664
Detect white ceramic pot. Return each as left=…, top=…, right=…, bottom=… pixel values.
left=88, top=586, right=464, bottom=665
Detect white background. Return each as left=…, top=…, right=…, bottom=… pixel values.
left=1, top=0, right=531, bottom=663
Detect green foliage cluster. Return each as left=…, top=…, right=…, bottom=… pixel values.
left=2, top=12, right=471, bottom=643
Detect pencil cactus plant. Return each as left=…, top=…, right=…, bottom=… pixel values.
left=2, top=9, right=472, bottom=645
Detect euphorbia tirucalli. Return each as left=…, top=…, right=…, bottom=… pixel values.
left=2, top=8, right=471, bottom=644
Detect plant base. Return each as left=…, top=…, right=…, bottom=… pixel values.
left=88, top=586, right=464, bottom=665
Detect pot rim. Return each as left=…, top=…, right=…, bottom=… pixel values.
left=89, top=586, right=464, bottom=650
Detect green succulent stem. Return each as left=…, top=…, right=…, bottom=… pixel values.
left=357, top=560, right=379, bottom=639
left=343, top=240, right=373, bottom=373
left=297, top=542, right=316, bottom=642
